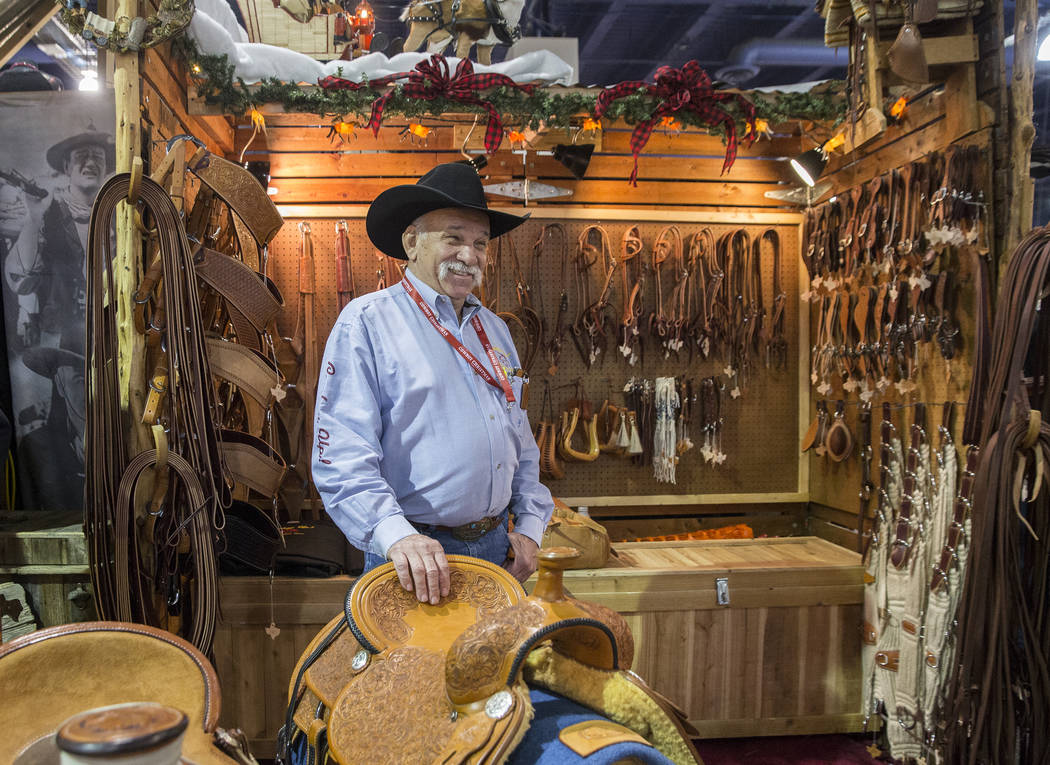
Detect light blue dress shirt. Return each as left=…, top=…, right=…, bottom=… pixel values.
left=313, top=269, right=553, bottom=557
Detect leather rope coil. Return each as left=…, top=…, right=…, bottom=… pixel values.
left=87, top=173, right=228, bottom=655
left=942, top=225, right=1050, bottom=765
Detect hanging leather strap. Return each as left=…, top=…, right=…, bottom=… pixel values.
left=536, top=223, right=570, bottom=376
left=334, top=220, right=355, bottom=311
left=857, top=403, right=874, bottom=554
left=755, top=228, right=786, bottom=369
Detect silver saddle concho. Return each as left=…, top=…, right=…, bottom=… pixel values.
left=278, top=547, right=703, bottom=764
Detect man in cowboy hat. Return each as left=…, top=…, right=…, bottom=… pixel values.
left=3, top=127, right=113, bottom=350
left=313, top=163, right=553, bottom=603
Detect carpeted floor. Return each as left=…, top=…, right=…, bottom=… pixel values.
left=695, top=734, right=884, bottom=765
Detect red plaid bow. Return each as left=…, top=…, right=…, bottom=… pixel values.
left=347, top=55, right=535, bottom=154
left=594, top=61, right=757, bottom=185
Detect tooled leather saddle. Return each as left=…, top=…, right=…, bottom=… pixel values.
left=279, top=549, right=702, bottom=764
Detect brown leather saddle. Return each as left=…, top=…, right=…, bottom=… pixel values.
left=280, top=550, right=702, bottom=764
left=0, top=621, right=253, bottom=764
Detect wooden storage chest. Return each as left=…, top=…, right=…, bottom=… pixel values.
left=564, top=536, right=864, bottom=738
left=214, top=536, right=864, bottom=756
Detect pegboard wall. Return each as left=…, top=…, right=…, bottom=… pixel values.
left=265, top=214, right=803, bottom=502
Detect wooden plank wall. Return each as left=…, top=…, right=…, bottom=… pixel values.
left=138, top=41, right=235, bottom=172
left=235, top=112, right=802, bottom=212
left=805, top=66, right=995, bottom=549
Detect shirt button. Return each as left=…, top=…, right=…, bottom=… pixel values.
left=497, top=463, right=502, bottom=470
left=490, top=415, right=495, bottom=420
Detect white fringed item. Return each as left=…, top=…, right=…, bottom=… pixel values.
left=653, top=377, right=679, bottom=484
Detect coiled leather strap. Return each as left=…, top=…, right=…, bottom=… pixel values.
left=87, top=173, right=228, bottom=654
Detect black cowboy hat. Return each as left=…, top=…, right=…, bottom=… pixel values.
left=46, top=129, right=115, bottom=174
left=366, top=162, right=529, bottom=260
left=22, top=346, right=84, bottom=379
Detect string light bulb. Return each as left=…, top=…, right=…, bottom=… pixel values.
left=745, top=118, right=772, bottom=140
left=659, top=116, right=682, bottom=131
left=249, top=107, right=267, bottom=133
left=822, top=132, right=845, bottom=153
left=889, top=95, right=909, bottom=123
left=328, top=120, right=356, bottom=143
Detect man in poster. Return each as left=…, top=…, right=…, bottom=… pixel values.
left=3, top=128, right=112, bottom=352
left=0, top=106, right=114, bottom=511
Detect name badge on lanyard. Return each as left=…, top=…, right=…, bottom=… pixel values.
left=402, top=278, right=516, bottom=408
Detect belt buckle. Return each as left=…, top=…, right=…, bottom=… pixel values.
left=452, top=520, right=485, bottom=542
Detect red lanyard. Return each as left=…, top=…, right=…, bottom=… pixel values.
left=402, top=278, right=516, bottom=406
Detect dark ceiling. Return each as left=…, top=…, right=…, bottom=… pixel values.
left=0, top=1, right=1038, bottom=94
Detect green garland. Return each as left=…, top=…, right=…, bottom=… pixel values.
left=179, top=38, right=845, bottom=135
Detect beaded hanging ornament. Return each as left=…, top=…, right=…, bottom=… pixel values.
left=55, top=0, right=195, bottom=53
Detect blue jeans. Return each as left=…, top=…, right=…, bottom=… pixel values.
left=362, top=513, right=511, bottom=573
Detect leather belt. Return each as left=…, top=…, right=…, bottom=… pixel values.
left=417, top=511, right=507, bottom=542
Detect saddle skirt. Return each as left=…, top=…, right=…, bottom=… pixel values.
left=280, top=548, right=701, bottom=765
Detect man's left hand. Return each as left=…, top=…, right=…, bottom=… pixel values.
left=503, top=532, right=539, bottom=583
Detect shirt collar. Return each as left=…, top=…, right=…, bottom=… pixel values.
left=404, top=269, right=482, bottom=315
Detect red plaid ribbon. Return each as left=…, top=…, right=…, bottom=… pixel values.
left=325, top=55, right=534, bottom=154
left=317, top=75, right=365, bottom=90
left=593, top=61, right=757, bottom=185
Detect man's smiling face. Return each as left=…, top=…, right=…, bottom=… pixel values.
left=403, top=207, right=490, bottom=307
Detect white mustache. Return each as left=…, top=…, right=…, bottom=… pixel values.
left=439, top=261, right=483, bottom=287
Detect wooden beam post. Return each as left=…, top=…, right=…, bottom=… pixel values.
left=0, top=0, right=56, bottom=69
left=1007, top=0, right=1038, bottom=257
left=111, top=0, right=149, bottom=451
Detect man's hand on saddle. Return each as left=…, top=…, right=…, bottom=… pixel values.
left=387, top=533, right=451, bottom=604
left=503, top=531, right=539, bottom=583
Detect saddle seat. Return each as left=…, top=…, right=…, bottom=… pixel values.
left=0, top=621, right=246, bottom=764
left=282, top=548, right=701, bottom=765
